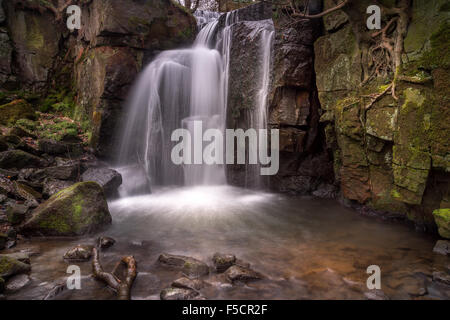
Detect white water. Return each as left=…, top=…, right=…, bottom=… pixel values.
left=117, top=10, right=274, bottom=195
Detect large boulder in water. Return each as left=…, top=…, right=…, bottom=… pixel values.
left=20, top=182, right=112, bottom=237
left=81, top=168, right=122, bottom=198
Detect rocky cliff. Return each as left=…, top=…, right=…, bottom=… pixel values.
left=315, top=0, right=449, bottom=232
left=0, top=0, right=197, bottom=155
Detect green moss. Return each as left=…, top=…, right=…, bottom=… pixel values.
left=420, top=21, right=450, bottom=70
left=433, top=208, right=450, bottom=238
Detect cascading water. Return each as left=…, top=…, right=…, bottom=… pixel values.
left=117, top=10, right=274, bottom=196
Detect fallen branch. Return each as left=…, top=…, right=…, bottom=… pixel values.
left=92, top=248, right=137, bottom=300
left=291, top=0, right=348, bottom=19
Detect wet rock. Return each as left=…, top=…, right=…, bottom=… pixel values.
left=43, top=282, right=66, bottom=300
left=312, top=183, right=338, bottom=199
left=0, top=252, right=30, bottom=265
left=433, top=209, right=450, bottom=239
left=364, top=290, right=389, bottom=300
left=0, top=150, right=47, bottom=170
left=160, top=287, right=200, bottom=300
left=81, top=168, right=122, bottom=198
left=13, top=182, right=40, bottom=207
left=172, top=277, right=205, bottom=291
left=433, top=240, right=450, bottom=256
left=225, top=265, right=262, bottom=283
left=63, top=245, right=93, bottom=261
left=42, top=165, right=79, bottom=181
left=0, top=100, right=35, bottom=126
left=0, top=255, right=31, bottom=278
left=97, top=236, right=115, bottom=249
left=20, top=182, right=112, bottom=237
left=158, top=253, right=209, bottom=278
left=6, top=203, right=28, bottom=225
left=42, top=179, right=73, bottom=198
left=5, top=240, right=16, bottom=249
left=37, top=139, right=83, bottom=157
left=432, top=272, right=450, bottom=286
left=212, top=253, right=236, bottom=273
left=5, top=274, right=31, bottom=292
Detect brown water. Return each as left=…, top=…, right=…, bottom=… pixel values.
left=6, top=186, right=450, bottom=300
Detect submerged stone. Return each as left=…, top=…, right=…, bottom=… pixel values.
left=158, top=253, right=209, bottom=278
left=160, top=287, right=200, bottom=300
left=212, top=253, right=236, bottom=273
left=63, top=245, right=93, bottom=261
left=225, top=265, right=262, bottom=283
left=172, top=277, right=205, bottom=291
left=5, top=274, right=31, bottom=292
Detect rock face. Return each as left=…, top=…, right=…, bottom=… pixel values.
left=2, top=0, right=197, bottom=156
left=0, top=100, right=35, bottom=126
left=314, top=0, right=450, bottom=230
left=20, top=182, right=111, bottom=237
left=224, top=2, right=333, bottom=192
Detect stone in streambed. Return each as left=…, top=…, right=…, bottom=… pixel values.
left=6, top=203, right=28, bottom=225
left=38, top=139, right=83, bottom=157
left=20, top=182, right=112, bottom=237
left=432, top=271, right=450, bottom=286
left=0, top=255, right=31, bottom=278
left=160, top=287, right=201, bottom=300
left=433, top=240, right=450, bottom=256
left=172, top=277, right=205, bottom=291
left=212, top=253, right=236, bottom=273
left=225, top=265, right=262, bottom=283
left=81, top=167, right=122, bottom=198
left=158, top=253, right=209, bottom=278
left=97, top=236, right=115, bottom=249
left=364, top=290, right=389, bottom=300
left=5, top=274, right=31, bottom=292
left=63, top=245, right=93, bottom=261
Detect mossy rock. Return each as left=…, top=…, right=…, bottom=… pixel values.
left=0, top=150, right=47, bottom=170
left=433, top=208, right=450, bottom=239
left=0, top=256, right=31, bottom=279
left=20, top=182, right=111, bottom=237
left=0, top=100, right=36, bottom=126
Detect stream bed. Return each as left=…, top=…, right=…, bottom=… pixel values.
left=6, top=186, right=450, bottom=300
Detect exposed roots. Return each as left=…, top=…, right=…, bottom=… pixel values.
left=92, top=248, right=137, bottom=300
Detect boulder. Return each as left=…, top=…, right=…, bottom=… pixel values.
left=0, top=252, right=30, bottom=265
left=0, top=100, right=35, bottom=126
left=63, top=245, right=93, bottom=262
left=172, top=277, right=205, bottom=291
left=6, top=204, right=28, bottom=225
left=37, top=139, right=83, bottom=157
left=0, top=233, right=6, bottom=250
left=42, top=179, right=74, bottom=198
left=225, top=265, right=262, bottom=283
left=0, top=138, right=7, bottom=152
left=364, top=290, right=389, bottom=300
left=5, top=274, right=31, bottom=292
left=81, top=168, right=122, bottom=198
left=0, top=255, right=31, bottom=278
left=158, top=253, right=209, bottom=278
left=212, top=253, right=236, bottom=273
left=160, top=287, right=200, bottom=300
left=97, top=236, right=115, bottom=249
left=433, top=240, right=450, bottom=256
left=0, top=150, right=47, bottom=169
left=20, top=182, right=112, bottom=237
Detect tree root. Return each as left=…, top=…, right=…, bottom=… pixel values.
left=92, top=248, right=137, bottom=300
left=363, top=82, right=393, bottom=111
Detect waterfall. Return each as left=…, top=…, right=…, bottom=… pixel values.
left=117, top=10, right=274, bottom=196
